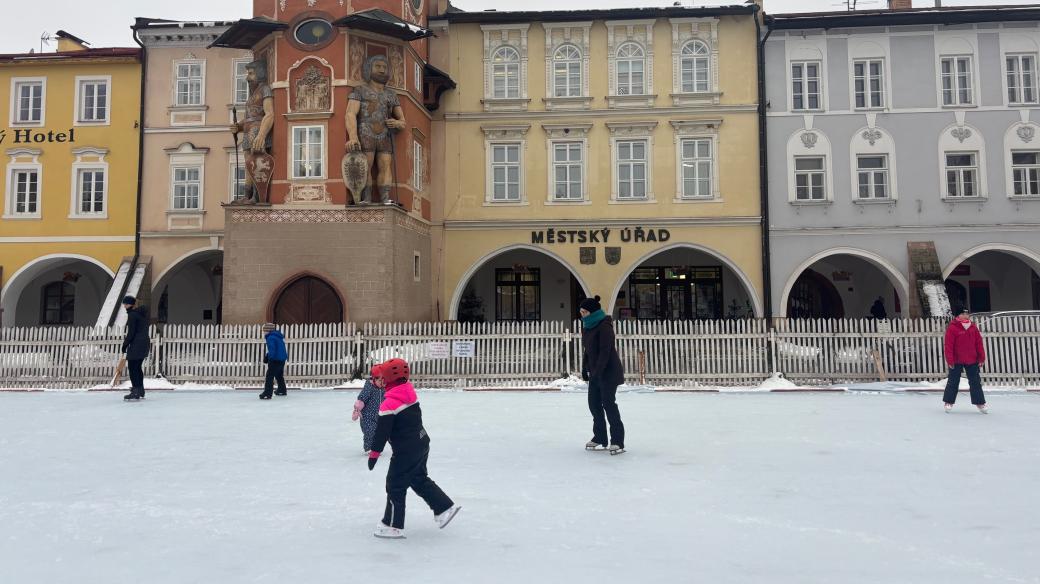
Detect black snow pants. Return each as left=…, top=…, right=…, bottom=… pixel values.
left=127, top=359, right=145, bottom=397
left=263, top=360, right=287, bottom=396
left=382, top=447, right=453, bottom=529
left=943, top=363, right=986, bottom=405
left=588, top=377, right=624, bottom=448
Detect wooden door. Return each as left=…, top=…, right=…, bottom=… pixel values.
left=273, top=276, right=343, bottom=324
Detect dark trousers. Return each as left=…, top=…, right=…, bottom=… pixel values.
left=382, top=447, right=453, bottom=529
left=943, top=363, right=986, bottom=405
left=588, top=377, right=625, bottom=448
left=127, top=359, right=145, bottom=396
left=263, top=360, right=287, bottom=396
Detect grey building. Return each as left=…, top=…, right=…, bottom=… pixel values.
left=764, top=4, right=1040, bottom=318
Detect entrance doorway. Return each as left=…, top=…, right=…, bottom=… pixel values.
left=272, top=275, right=343, bottom=324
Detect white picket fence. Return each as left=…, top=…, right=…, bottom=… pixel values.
left=1, top=318, right=1039, bottom=389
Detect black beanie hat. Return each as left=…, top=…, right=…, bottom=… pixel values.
left=579, top=295, right=602, bottom=313
left=122, top=295, right=136, bottom=305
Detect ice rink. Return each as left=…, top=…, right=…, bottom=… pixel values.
left=1, top=389, right=1037, bottom=584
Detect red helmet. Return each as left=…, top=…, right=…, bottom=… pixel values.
left=380, top=358, right=410, bottom=384
left=370, top=364, right=383, bottom=379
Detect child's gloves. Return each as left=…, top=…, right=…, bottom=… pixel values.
left=351, top=409, right=360, bottom=421
left=352, top=400, right=364, bottom=421
left=367, top=457, right=377, bottom=471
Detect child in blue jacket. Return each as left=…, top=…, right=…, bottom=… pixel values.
left=260, top=323, right=288, bottom=400
left=353, top=363, right=386, bottom=453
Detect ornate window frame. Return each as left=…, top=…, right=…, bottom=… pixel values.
left=607, top=121, right=657, bottom=203
left=935, top=33, right=979, bottom=109
left=847, top=36, right=890, bottom=112
left=481, top=24, right=531, bottom=112
left=606, top=19, right=656, bottom=109
left=69, top=147, right=110, bottom=219
left=542, top=123, right=592, bottom=205
left=482, top=124, right=530, bottom=205
left=1004, top=119, right=1040, bottom=200
left=164, top=142, right=208, bottom=229
left=786, top=125, right=833, bottom=204
left=3, top=148, right=43, bottom=219
left=938, top=118, right=987, bottom=202
left=786, top=38, right=827, bottom=113
left=850, top=120, right=898, bottom=203
left=671, top=119, right=721, bottom=201
left=670, top=18, right=720, bottom=106
left=543, top=22, right=592, bottom=111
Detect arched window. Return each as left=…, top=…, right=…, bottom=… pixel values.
left=680, top=41, right=710, bottom=93
left=492, top=46, right=521, bottom=99
left=616, top=42, right=645, bottom=96
left=41, top=281, right=75, bottom=325
left=553, top=45, right=582, bottom=98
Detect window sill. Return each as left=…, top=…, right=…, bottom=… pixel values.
left=481, top=98, right=531, bottom=113
left=672, top=196, right=722, bottom=204
left=73, top=120, right=111, bottom=127
left=483, top=200, right=529, bottom=207
left=670, top=92, right=721, bottom=107
left=1, top=214, right=42, bottom=220
left=940, top=104, right=977, bottom=109
left=606, top=94, right=657, bottom=109
left=789, top=200, right=831, bottom=206
left=941, top=196, right=987, bottom=203
left=852, top=198, right=896, bottom=205
left=1008, top=102, right=1040, bottom=108
left=167, top=209, right=207, bottom=215
left=543, top=96, right=592, bottom=111
left=1008, top=195, right=1040, bottom=201
left=9, top=121, right=44, bottom=128
left=168, top=105, right=209, bottom=112
left=852, top=107, right=887, bottom=112
left=543, top=199, right=592, bottom=206
left=609, top=198, right=656, bottom=205
left=68, top=214, right=109, bottom=220
left=791, top=108, right=824, bottom=114
left=285, top=111, right=333, bottom=121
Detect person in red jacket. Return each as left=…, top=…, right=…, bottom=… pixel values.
left=943, top=308, right=988, bottom=413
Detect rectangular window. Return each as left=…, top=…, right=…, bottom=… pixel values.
left=794, top=156, right=826, bottom=201
left=791, top=61, right=821, bottom=111
left=616, top=59, right=645, bottom=96
left=490, top=143, right=521, bottom=201
left=554, top=60, right=581, bottom=97
left=76, top=168, right=105, bottom=214
left=172, top=166, right=201, bottom=209
left=292, top=125, right=324, bottom=179
left=681, top=55, right=710, bottom=93
left=853, top=59, right=884, bottom=109
left=680, top=138, right=713, bottom=199
left=1012, top=151, right=1040, bottom=197
left=1006, top=54, right=1038, bottom=105
left=176, top=62, right=203, bottom=106
left=229, top=159, right=246, bottom=201
left=945, top=152, right=978, bottom=198
left=616, top=139, right=648, bottom=200
left=492, top=63, right=520, bottom=99
left=413, top=141, right=423, bottom=191
left=11, top=169, right=40, bottom=215
left=233, top=60, right=249, bottom=105
left=77, top=79, right=109, bottom=122
left=940, top=56, right=974, bottom=106
left=856, top=155, right=889, bottom=199
left=552, top=141, right=583, bottom=200
left=495, top=267, right=540, bottom=321
left=413, top=251, right=421, bottom=282
left=14, top=81, right=43, bottom=123
left=414, top=62, right=423, bottom=96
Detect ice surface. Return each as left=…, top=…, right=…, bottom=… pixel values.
left=1, top=391, right=1037, bottom=584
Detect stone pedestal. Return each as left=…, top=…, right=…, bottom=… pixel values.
left=221, top=205, right=431, bottom=324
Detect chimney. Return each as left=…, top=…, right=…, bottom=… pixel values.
left=888, top=0, right=912, bottom=9
left=55, top=30, right=89, bottom=52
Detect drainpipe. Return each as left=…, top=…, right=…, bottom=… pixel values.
left=132, top=25, right=146, bottom=258
left=755, top=9, right=774, bottom=325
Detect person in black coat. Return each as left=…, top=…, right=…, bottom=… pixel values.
left=120, top=295, right=150, bottom=401
left=579, top=295, right=626, bottom=454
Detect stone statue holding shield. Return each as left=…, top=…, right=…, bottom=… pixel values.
left=344, top=55, right=406, bottom=204
left=229, top=59, right=275, bottom=204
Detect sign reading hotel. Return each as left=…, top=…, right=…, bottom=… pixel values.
left=531, top=227, right=671, bottom=245
left=0, top=128, right=77, bottom=144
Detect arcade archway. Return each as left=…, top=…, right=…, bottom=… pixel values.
left=153, top=249, right=224, bottom=324
left=781, top=249, right=908, bottom=319
left=943, top=245, right=1040, bottom=313
left=0, top=254, right=113, bottom=327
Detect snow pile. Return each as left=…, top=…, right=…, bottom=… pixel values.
left=756, top=372, right=799, bottom=390
left=921, top=280, right=953, bottom=318
left=334, top=379, right=367, bottom=390
left=88, top=376, right=179, bottom=391
left=549, top=375, right=587, bottom=392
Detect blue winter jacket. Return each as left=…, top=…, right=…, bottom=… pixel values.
left=265, top=330, right=288, bottom=362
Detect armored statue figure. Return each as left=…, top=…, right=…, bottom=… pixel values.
left=229, top=59, right=275, bottom=204
left=345, top=55, right=407, bottom=204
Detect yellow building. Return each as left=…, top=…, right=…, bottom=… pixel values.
left=0, top=32, right=142, bottom=326
left=428, top=4, right=763, bottom=322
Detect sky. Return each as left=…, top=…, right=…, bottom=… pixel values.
left=0, top=0, right=1034, bottom=54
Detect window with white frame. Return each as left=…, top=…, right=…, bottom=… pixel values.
left=412, top=141, right=423, bottom=191
left=553, top=45, right=582, bottom=98
left=8, top=168, right=40, bottom=215
left=794, top=157, right=826, bottom=201
left=552, top=142, right=583, bottom=200
left=175, top=62, right=204, bottom=106
left=616, top=43, right=646, bottom=96
left=490, top=143, right=521, bottom=201
left=853, top=59, right=884, bottom=109
left=940, top=56, right=974, bottom=106
left=856, top=155, right=889, bottom=199
left=1006, top=54, right=1037, bottom=105
left=13, top=80, right=44, bottom=124
left=292, top=125, right=324, bottom=179
left=1012, top=151, right=1040, bottom=196
left=491, top=46, right=521, bottom=99
left=77, top=78, right=109, bottom=123
left=172, top=166, right=201, bottom=209
left=791, top=61, right=822, bottom=111
left=233, top=60, right=249, bottom=105
left=944, top=152, right=979, bottom=197
left=616, top=139, right=648, bottom=200
left=680, top=138, right=712, bottom=198
left=415, top=62, right=423, bottom=95
left=680, top=41, right=710, bottom=94
left=228, top=157, right=246, bottom=201
left=75, top=168, right=106, bottom=215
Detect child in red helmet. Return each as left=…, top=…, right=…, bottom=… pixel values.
left=352, top=363, right=386, bottom=454
left=367, top=358, right=460, bottom=539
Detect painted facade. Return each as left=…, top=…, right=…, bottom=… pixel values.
left=765, top=6, right=1040, bottom=318
left=430, top=4, right=764, bottom=323
left=0, top=37, right=141, bottom=326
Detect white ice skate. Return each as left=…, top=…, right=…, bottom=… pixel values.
left=944, top=403, right=953, bottom=413
left=608, top=444, right=626, bottom=456
left=585, top=440, right=607, bottom=451
left=435, top=504, right=461, bottom=529
left=977, top=404, right=989, bottom=414
left=373, top=523, right=405, bottom=539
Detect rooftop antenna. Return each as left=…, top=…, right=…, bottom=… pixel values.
left=831, top=0, right=881, bottom=10
left=39, top=32, right=56, bottom=53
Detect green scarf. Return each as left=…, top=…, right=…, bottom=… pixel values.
left=581, top=309, right=607, bottom=329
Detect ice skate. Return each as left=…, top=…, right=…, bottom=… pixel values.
left=373, top=523, right=405, bottom=539
left=977, top=404, right=989, bottom=414
left=608, top=444, right=626, bottom=456
left=123, top=392, right=141, bottom=401
left=944, top=402, right=953, bottom=413
left=585, top=440, right=606, bottom=451
left=274, top=390, right=287, bottom=396
left=435, top=504, right=461, bottom=529
left=259, top=392, right=272, bottom=400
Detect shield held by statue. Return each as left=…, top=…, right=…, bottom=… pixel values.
left=341, top=150, right=369, bottom=205
left=246, top=152, right=275, bottom=204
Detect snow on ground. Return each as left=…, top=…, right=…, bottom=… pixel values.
left=1, top=391, right=1038, bottom=584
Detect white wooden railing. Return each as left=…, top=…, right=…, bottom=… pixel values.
left=1, top=318, right=1039, bottom=389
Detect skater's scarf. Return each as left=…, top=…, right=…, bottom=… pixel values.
left=581, top=309, right=607, bottom=330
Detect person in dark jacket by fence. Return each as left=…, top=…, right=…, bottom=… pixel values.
left=260, top=323, right=288, bottom=400
left=580, top=295, right=626, bottom=454
left=121, top=295, right=150, bottom=401
left=943, top=308, right=988, bottom=414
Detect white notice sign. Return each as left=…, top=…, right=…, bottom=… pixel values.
left=451, top=340, right=476, bottom=358
left=427, top=341, right=450, bottom=359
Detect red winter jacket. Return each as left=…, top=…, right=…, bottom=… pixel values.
left=943, top=319, right=986, bottom=367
